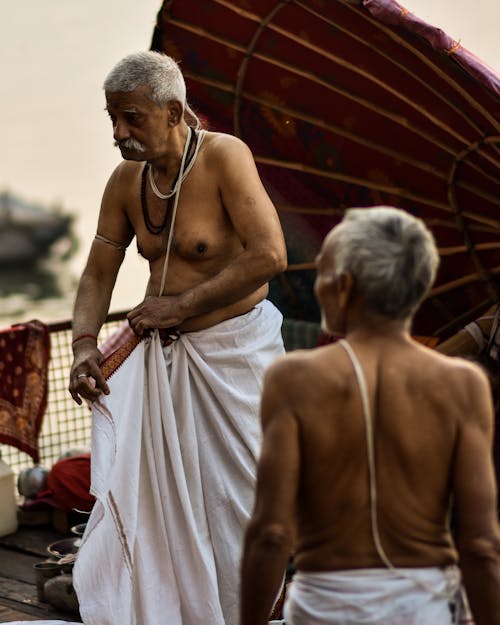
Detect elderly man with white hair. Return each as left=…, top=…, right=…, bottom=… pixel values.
left=241, top=206, right=500, bottom=625
left=67, top=51, right=287, bottom=625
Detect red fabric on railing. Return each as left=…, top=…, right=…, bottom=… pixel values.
left=0, top=320, right=50, bottom=462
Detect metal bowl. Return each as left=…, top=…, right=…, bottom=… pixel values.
left=47, top=537, right=80, bottom=559
left=17, top=466, right=49, bottom=498
left=70, top=523, right=87, bottom=537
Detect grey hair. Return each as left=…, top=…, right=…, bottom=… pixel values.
left=104, top=51, right=201, bottom=128
left=330, top=206, right=439, bottom=318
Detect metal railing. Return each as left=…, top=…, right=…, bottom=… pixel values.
left=1, top=313, right=321, bottom=476
left=1, top=311, right=129, bottom=475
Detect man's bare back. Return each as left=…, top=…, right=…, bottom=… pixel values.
left=241, top=206, right=500, bottom=625
left=267, top=333, right=490, bottom=571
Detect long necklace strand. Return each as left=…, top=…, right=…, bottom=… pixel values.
left=140, top=127, right=196, bottom=235
left=148, top=127, right=197, bottom=200
left=157, top=129, right=206, bottom=297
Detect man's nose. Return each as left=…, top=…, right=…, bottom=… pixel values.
left=113, top=121, right=130, bottom=142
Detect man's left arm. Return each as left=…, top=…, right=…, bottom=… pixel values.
left=240, top=359, right=299, bottom=625
left=128, top=136, right=287, bottom=332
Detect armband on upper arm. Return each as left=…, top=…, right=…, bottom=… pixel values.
left=94, top=233, right=128, bottom=251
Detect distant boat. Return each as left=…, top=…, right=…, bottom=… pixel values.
left=0, top=190, right=74, bottom=265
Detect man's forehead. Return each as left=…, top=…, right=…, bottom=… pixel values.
left=105, top=86, right=153, bottom=109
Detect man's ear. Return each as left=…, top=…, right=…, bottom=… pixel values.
left=336, top=272, right=354, bottom=314
left=167, top=101, right=183, bottom=127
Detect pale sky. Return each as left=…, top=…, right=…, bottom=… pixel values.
left=0, top=0, right=498, bottom=319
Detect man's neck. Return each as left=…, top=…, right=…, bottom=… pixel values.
left=343, top=304, right=412, bottom=344
left=149, top=123, right=190, bottom=177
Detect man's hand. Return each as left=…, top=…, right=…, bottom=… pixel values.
left=69, top=344, right=109, bottom=405
left=127, top=296, right=186, bottom=336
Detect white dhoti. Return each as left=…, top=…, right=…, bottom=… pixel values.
left=72, top=300, right=284, bottom=625
left=284, top=567, right=466, bottom=625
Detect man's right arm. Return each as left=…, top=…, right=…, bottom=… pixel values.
left=69, top=165, right=134, bottom=404
left=240, top=357, right=299, bottom=625
left=452, top=363, right=500, bottom=625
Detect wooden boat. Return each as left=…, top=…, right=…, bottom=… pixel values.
left=0, top=190, right=73, bottom=265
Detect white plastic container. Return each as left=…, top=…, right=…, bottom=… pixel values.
left=0, top=451, right=19, bottom=537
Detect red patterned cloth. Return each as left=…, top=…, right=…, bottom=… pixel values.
left=0, top=320, right=50, bottom=462
left=99, top=321, right=142, bottom=381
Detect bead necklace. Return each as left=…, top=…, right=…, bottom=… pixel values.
left=140, top=127, right=196, bottom=235
left=147, top=127, right=196, bottom=200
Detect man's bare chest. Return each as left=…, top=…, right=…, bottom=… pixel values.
left=128, top=181, right=239, bottom=264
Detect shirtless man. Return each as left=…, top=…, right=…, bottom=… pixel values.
left=69, top=51, right=286, bottom=400
left=67, top=51, right=287, bottom=625
left=240, top=206, right=500, bottom=625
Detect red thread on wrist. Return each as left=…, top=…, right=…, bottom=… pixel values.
left=72, top=334, right=98, bottom=347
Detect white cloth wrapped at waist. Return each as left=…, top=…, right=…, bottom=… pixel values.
left=0, top=622, right=81, bottom=625
left=73, top=300, right=284, bottom=625
left=284, top=566, right=469, bottom=625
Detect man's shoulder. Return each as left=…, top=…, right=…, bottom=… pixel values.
left=105, top=160, right=143, bottom=192
left=264, top=344, right=347, bottom=387
left=413, top=343, right=491, bottom=399
left=202, top=130, right=251, bottom=159
left=112, top=159, right=144, bottom=177
left=203, top=129, right=245, bottom=144
left=418, top=343, right=488, bottom=377
left=105, top=159, right=142, bottom=181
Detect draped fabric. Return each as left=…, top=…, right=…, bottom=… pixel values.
left=1, top=621, right=81, bottom=625
left=284, top=567, right=470, bottom=625
left=73, top=301, right=284, bottom=625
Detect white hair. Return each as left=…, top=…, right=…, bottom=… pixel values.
left=104, top=50, right=186, bottom=108
left=104, top=51, right=202, bottom=128
left=330, top=206, right=439, bottom=318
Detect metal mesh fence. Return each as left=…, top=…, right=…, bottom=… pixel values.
left=1, top=311, right=128, bottom=476
left=1, top=314, right=321, bottom=477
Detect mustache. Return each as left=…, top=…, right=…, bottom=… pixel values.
left=114, top=138, right=146, bottom=152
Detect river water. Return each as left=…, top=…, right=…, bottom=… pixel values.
left=0, top=228, right=149, bottom=330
